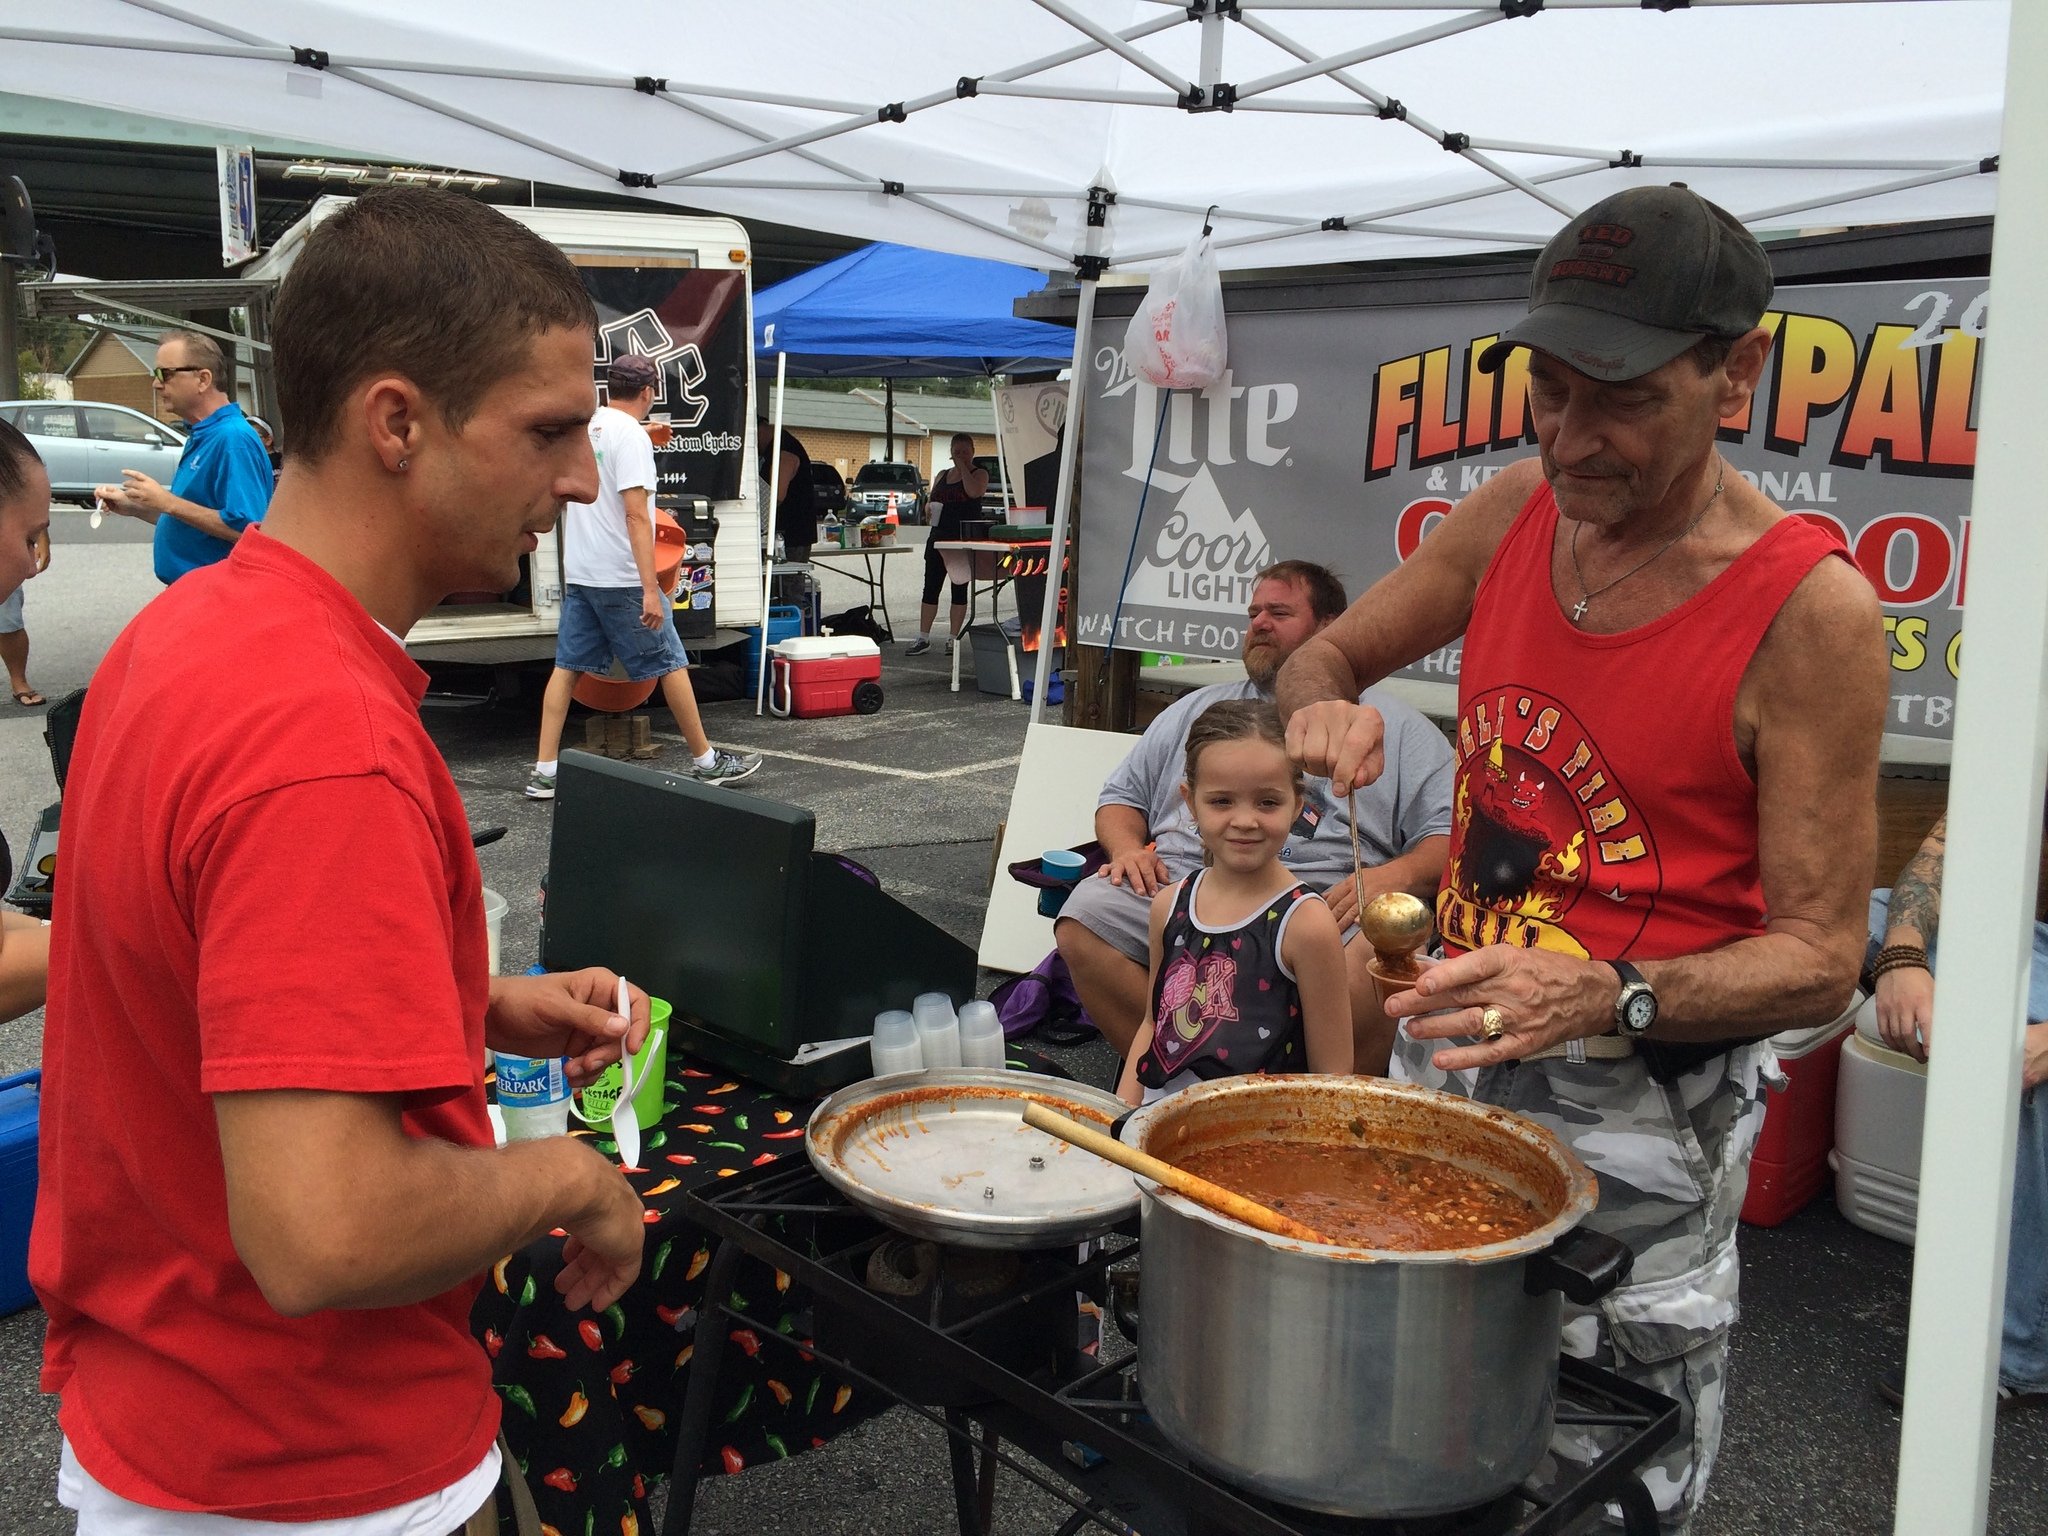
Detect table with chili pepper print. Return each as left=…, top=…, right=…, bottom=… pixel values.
left=473, top=1044, right=1066, bottom=1536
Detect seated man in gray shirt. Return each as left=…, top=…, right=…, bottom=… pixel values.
left=1055, top=560, right=1453, bottom=1074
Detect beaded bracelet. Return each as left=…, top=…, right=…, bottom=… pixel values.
left=1872, top=948, right=1930, bottom=979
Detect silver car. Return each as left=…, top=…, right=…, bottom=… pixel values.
left=0, top=400, right=187, bottom=505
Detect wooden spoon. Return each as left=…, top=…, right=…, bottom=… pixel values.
left=1021, top=1102, right=1331, bottom=1245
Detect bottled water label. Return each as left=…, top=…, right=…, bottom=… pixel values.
left=493, top=1054, right=569, bottom=1108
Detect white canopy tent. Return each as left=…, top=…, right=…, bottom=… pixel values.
left=0, top=3, right=2037, bottom=1528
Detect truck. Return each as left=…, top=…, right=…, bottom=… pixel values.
left=247, top=198, right=764, bottom=684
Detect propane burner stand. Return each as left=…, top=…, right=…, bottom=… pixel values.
left=663, top=1156, right=1677, bottom=1536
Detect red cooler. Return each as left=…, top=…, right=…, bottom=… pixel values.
left=1740, top=994, right=1862, bottom=1227
left=769, top=636, right=884, bottom=719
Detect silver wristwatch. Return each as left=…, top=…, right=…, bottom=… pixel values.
left=1613, top=960, right=1658, bottom=1038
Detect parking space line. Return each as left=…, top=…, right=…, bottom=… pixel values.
left=742, top=746, right=1022, bottom=781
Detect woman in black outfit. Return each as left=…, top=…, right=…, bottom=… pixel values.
left=909, top=432, right=988, bottom=656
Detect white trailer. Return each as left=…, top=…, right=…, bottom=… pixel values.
left=247, top=198, right=764, bottom=673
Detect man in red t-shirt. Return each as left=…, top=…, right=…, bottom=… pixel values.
left=33, top=188, right=648, bottom=1531
left=1278, top=187, right=1886, bottom=1529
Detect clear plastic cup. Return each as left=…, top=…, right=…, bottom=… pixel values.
left=913, top=993, right=962, bottom=1069
left=870, top=1010, right=923, bottom=1076
left=481, top=888, right=508, bottom=975
left=957, top=1000, right=1006, bottom=1069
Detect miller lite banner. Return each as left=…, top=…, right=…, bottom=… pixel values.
left=1077, top=278, right=1984, bottom=741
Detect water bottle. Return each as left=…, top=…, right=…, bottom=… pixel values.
left=912, top=992, right=961, bottom=1070
left=957, top=1000, right=1006, bottom=1069
left=493, top=1053, right=570, bottom=1141
left=870, top=1010, right=923, bottom=1076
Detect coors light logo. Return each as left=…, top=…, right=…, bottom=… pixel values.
left=1085, top=345, right=1297, bottom=649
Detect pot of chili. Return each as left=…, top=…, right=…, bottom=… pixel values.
left=1118, top=1074, right=1631, bottom=1519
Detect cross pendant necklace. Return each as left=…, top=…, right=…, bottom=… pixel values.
left=1568, top=463, right=1725, bottom=625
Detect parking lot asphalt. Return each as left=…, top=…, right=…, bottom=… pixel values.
left=0, top=514, right=2042, bottom=1533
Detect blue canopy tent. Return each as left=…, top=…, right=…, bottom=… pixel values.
left=753, top=241, right=1073, bottom=379
left=752, top=243, right=1073, bottom=711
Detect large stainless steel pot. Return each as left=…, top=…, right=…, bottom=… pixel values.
left=1118, top=1075, right=1630, bottom=1519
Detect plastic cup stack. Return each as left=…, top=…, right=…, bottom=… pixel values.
left=912, top=992, right=962, bottom=1069
left=870, top=1010, right=922, bottom=1076
left=957, top=1000, right=1006, bottom=1069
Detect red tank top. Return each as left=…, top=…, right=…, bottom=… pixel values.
left=1438, top=480, right=1847, bottom=963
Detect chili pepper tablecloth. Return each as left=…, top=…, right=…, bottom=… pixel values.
left=472, top=1045, right=1070, bottom=1536
left=473, top=1056, right=851, bottom=1536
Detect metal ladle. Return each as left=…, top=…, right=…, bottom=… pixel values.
left=1359, top=891, right=1432, bottom=1007
left=1020, top=1103, right=1331, bottom=1245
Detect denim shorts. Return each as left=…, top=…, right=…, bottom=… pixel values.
left=0, top=586, right=23, bottom=635
left=556, top=584, right=689, bottom=681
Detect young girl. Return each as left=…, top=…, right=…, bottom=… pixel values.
left=1117, top=699, right=1353, bottom=1106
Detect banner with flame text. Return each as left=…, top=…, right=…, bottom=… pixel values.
left=1076, top=278, right=1982, bottom=741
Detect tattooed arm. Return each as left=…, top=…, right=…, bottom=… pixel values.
left=1876, top=813, right=1944, bottom=1061
left=1885, top=813, right=1947, bottom=951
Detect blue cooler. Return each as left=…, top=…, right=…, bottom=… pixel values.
left=0, top=1069, right=39, bottom=1315
left=739, top=605, right=805, bottom=681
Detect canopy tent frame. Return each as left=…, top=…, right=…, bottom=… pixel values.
left=1, top=5, right=2032, bottom=1529
left=1894, top=2, right=2046, bottom=1525
left=0, top=3, right=2001, bottom=278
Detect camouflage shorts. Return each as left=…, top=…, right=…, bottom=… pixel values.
left=1393, top=1031, right=1776, bottom=1532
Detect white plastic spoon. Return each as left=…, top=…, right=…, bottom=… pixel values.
left=610, top=975, right=641, bottom=1170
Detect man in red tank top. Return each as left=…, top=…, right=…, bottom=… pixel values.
left=1279, top=185, right=1887, bottom=1530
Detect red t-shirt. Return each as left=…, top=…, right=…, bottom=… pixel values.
left=32, top=530, right=498, bottom=1519
left=1438, top=480, right=1846, bottom=962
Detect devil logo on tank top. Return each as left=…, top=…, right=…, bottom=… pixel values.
left=1437, top=687, right=1663, bottom=959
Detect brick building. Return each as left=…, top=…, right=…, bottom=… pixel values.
left=774, top=386, right=1002, bottom=484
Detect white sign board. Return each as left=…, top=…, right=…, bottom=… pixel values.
left=217, top=146, right=257, bottom=265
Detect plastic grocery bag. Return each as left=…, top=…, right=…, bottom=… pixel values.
left=1122, top=226, right=1227, bottom=390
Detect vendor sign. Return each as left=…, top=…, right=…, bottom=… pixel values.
left=582, top=266, right=749, bottom=503
left=1077, top=279, right=1984, bottom=742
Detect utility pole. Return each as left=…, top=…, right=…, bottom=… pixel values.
left=0, top=261, right=18, bottom=400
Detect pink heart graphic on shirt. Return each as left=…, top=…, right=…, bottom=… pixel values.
left=1257, top=978, right=1271, bottom=991
left=1231, top=937, right=1242, bottom=950
left=1216, top=1049, right=1229, bottom=1061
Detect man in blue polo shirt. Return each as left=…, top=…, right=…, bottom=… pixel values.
left=94, top=330, right=273, bottom=582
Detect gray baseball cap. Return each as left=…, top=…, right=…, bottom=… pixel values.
left=1477, top=185, right=1773, bottom=383
left=606, top=353, right=660, bottom=394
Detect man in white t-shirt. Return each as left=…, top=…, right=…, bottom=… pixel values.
left=525, top=354, right=760, bottom=796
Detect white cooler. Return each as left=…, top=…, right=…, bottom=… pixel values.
left=1829, top=996, right=1927, bottom=1245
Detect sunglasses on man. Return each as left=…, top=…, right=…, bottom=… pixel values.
left=151, top=365, right=206, bottom=384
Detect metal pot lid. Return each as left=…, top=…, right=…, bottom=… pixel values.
left=807, top=1069, right=1138, bottom=1249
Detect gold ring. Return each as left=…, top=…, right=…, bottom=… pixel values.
left=1480, top=1006, right=1507, bottom=1042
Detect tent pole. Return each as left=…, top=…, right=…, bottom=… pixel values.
left=885, top=377, right=895, bottom=461
left=755, top=351, right=788, bottom=716
left=988, top=383, right=1011, bottom=515
left=1028, top=277, right=1097, bottom=726
left=1894, top=0, right=2048, bottom=1528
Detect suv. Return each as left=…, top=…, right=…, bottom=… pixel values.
left=0, top=400, right=187, bottom=504
left=810, top=461, right=848, bottom=517
left=848, top=460, right=927, bottom=525
left=973, top=455, right=1013, bottom=513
